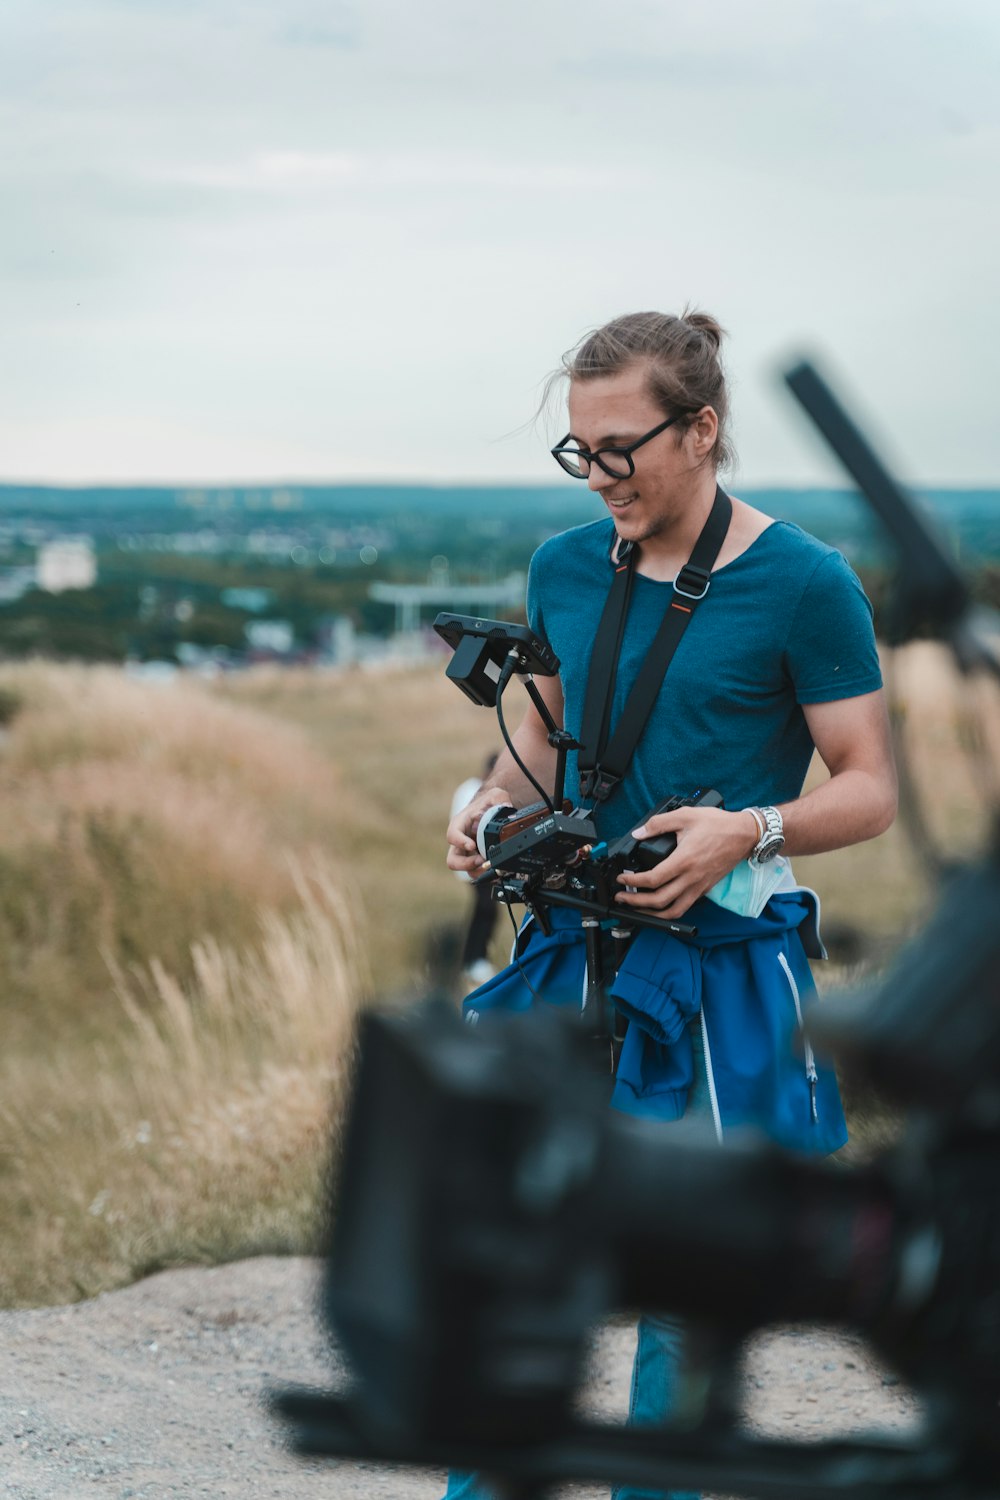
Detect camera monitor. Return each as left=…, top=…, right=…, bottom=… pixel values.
left=433, top=613, right=559, bottom=708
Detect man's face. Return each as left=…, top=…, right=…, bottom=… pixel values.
left=566, top=363, right=705, bottom=546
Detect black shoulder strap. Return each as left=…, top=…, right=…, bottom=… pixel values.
left=578, top=486, right=732, bottom=802
left=576, top=538, right=637, bottom=800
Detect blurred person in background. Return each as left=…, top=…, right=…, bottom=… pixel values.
left=451, top=751, right=500, bottom=990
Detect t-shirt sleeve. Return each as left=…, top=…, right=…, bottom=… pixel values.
left=526, top=547, right=546, bottom=640
left=784, top=550, right=883, bottom=704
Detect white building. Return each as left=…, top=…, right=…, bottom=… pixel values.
left=245, top=619, right=295, bottom=654
left=37, top=539, right=97, bottom=593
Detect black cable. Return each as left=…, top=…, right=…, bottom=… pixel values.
left=496, top=656, right=554, bottom=812
left=503, top=900, right=547, bottom=1005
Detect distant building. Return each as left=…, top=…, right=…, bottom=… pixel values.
left=368, top=572, right=526, bottom=634
left=245, top=620, right=295, bottom=654
left=221, top=586, right=275, bottom=613
left=37, top=539, right=96, bottom=593
left=316, top=614, right=357, bottom=664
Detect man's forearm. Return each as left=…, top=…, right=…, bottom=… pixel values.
left=777, top=769, right=898, bottom=857
left=484, top=734, right=559, bottom=810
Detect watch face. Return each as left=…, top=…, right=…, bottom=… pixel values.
left=754, top=838, right=783, bottom=864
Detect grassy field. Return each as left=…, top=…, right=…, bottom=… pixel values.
left=216, top=654, right=511, bottom=994
left=0, top=643, right=993, bottom=1306
left=0, top=663, right=367, bottom=1306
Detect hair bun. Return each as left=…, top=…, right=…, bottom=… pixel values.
left=682, top=309, right=725, bottom=351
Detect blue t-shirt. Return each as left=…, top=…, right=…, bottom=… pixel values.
left=527, top=517, right=883, bottom=841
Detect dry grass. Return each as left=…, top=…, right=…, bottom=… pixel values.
left=782, top=640, right=996, bottom=942
left=0, top=662, right=368, bottom=1307
left=0, top=858, right=364, bottom=1308
left=217, top=656, right=518, bottom=988
left=0, top=641, right=993, bottom=1308
left=0, top=662, right=351, bottom=1050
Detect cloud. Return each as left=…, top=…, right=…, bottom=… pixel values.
left=278, top=19, right=360, bottom=50
left=158, top=151, right=362, bottom=191
left=2, top=0, right=999, bottom=482
left=155, top=148, right=636, bottom=196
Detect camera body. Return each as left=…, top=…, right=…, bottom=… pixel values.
left=476, top=799, right=597, bottom=877
left=476, top=788, right=724, bottom=912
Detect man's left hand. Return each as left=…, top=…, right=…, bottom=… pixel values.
left=615, top=805, right=760, bottom=920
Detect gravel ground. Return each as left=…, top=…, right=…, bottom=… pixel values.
left=0, top=1257, right=922, bottom=1500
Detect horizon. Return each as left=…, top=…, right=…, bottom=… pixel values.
left=2, top=476, right=1000, bottom=494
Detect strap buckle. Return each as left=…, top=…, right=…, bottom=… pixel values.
left=673, top=564, right=712, bottom=602
left=579, top=768, right=621, bottom=803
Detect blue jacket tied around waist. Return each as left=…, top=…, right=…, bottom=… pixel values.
left=463, top=893, right=847, bottom=1156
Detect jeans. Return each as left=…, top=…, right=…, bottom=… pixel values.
left=611, top=1312, right=699, bottom=1500
left=442, top=1298, right=700, bottom=1500
left=608, top=1018, right=711, bottom=1500
left=443, top=1020, right=712, bottom=1500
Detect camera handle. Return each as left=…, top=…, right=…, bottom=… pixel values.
left=581, top=918, right=612, bottom=1067
left=581, top=918, right=635, bottom=1073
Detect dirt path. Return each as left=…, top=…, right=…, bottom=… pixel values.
left=0, top=1257, right=921, bottom=1499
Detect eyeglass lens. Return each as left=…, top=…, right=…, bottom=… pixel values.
left=556, top=447, right=632, bottom=479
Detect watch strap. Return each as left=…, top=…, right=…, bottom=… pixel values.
left=747, top=805, right=784, bottom=862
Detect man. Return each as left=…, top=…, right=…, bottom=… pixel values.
left=444, top=309, right=897, bottom=1500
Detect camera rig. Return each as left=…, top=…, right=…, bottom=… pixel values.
left=432, top=606, right=726, bottom=1064
left=430, top=609, right=718, bottom=925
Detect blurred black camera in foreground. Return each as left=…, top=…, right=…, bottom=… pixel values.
left=274, top=842, right=1000, bottom=1499
left=274, top=363, right=1000, bottom=1498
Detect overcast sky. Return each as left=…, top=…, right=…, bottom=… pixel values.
left=2, top=0, right=998, bottom=487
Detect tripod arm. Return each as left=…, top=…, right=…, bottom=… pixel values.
left=519, top=674, right=580, bottom=812
left=521, top=672, right=560, bottom=735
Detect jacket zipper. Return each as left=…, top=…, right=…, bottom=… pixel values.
left=778, top=950, right=819, bottom=1124
left=699, top=1009, right=724, bottom=1144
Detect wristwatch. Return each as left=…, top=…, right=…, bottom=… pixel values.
left=747, top=805, right=785, bottom=865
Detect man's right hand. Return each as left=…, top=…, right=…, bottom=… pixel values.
left=446, top=785, right=512, bottom=876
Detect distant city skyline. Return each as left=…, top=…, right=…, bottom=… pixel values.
left=3, top=0, right=999, bottom=488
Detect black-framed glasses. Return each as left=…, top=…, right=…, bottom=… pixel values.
left=551, top=413, right=683, bottom=479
